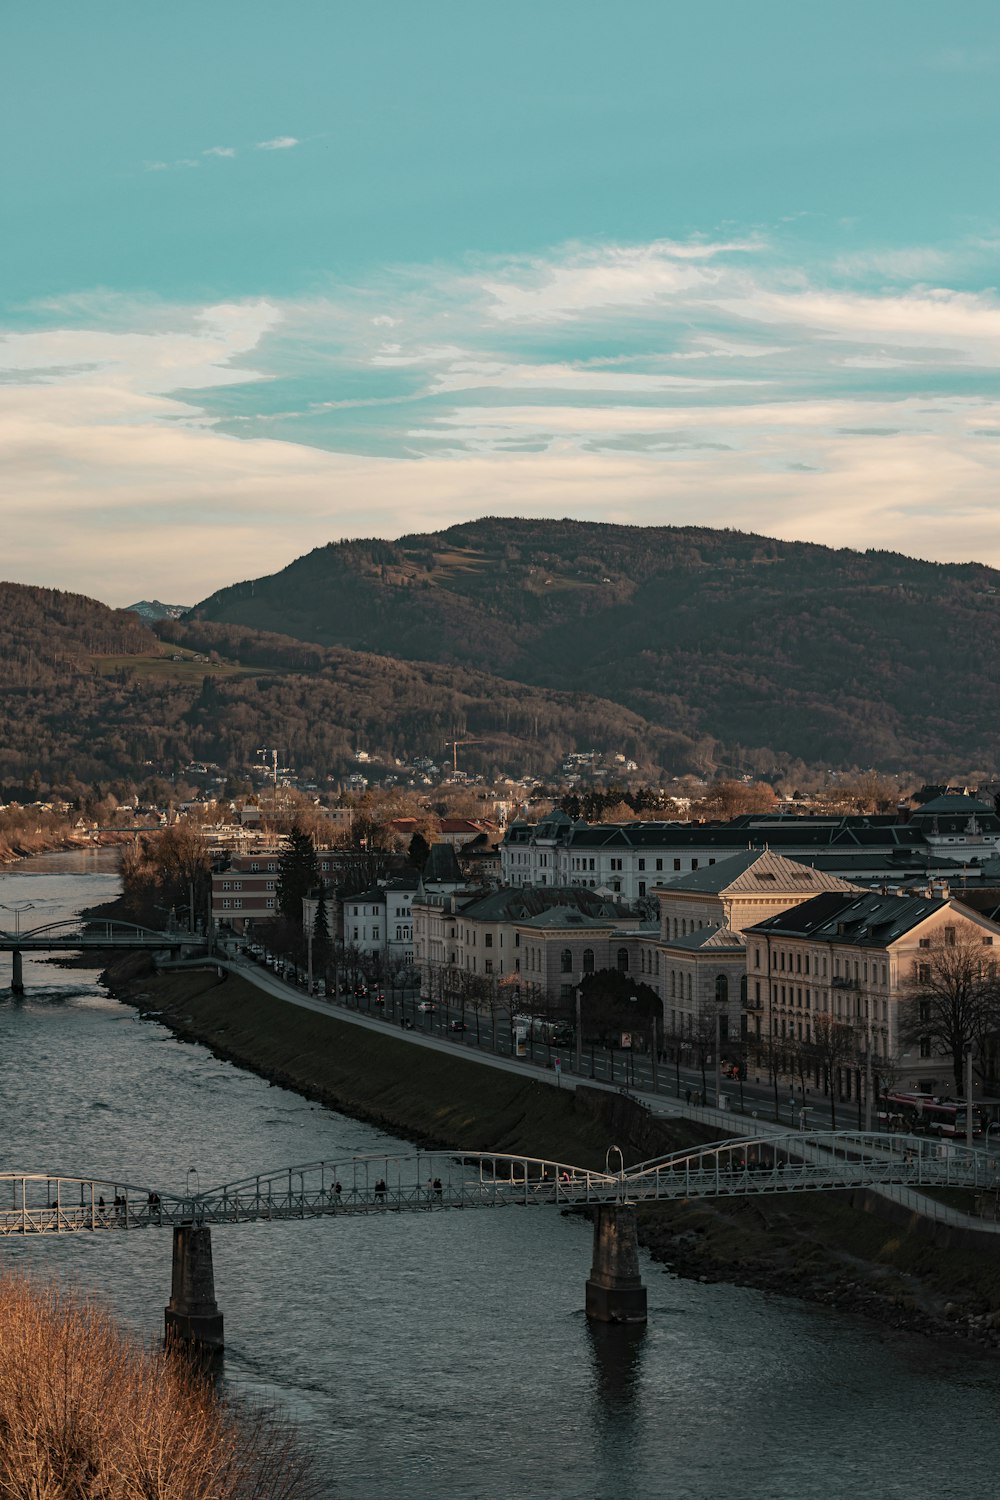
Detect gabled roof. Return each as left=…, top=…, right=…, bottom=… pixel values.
left=657, top=848, right=860, bottom=898
left=450, top=884, right=633, bottom=926
left=661, top=924, right=746, bottom=953
left=516, top=906, right=620, bottom=931
left=912, top=794, right=995, bottom=816
left=423, top=841, right=464, bottom=883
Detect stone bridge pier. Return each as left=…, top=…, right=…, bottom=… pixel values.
left=165, top=1224, right=224, bottom=1350
left=585, top=1203, right=647, bottom=1325
left=10, top=951, right=23, bottom=996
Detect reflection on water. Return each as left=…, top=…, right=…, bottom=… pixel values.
left=2, top=852, right=1000, bottom=1499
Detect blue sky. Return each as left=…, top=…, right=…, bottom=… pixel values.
left=4, top=1, right=1000, bottom=603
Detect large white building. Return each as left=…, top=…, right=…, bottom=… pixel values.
left=501, top=801, right=1000, bottom=902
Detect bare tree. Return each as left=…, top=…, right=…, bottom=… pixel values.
left=811, top=1014, right=858, bottom=1130
left=897, top=930, right=1000, bottom=1094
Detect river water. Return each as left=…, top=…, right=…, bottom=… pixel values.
left=1, top=850, right=997, bottom=1500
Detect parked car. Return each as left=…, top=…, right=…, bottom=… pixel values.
left=416, top=1001, right=437, bottom=1014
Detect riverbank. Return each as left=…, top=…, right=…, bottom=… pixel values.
left=105, top=956, right=1000, bottom=1353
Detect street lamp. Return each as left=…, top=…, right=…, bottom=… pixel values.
left=0, top=901, right=35, bottom=937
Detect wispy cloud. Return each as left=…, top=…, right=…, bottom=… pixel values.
left=6, top=229, right=1000, bottom=599
left=256, top=136, right=299, bottom=151
left=203, top=145, right=236, bottom=159
left=143, top=158, right=200, bottom=172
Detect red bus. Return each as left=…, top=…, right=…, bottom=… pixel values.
left=881, top=1090, right=984, bottom=1137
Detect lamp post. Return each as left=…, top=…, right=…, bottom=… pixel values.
left=715, top=1004, right=722, bottom=1110
left=966, top=1043, right=975, bottom=1150
left=0, top=901, right=35, bottom=937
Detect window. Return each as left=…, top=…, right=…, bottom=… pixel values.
left=617, top=948, right=630, bottom=973
left=656, top=859, right=663, bottom=871
left=485, top=959, right=493, bottom=975
left=638, top=859, right=645, bottom=871
left=715, top=974, right=728, bottom=1006
left=250, top=862, right=260, bottom=873
left=638, top=882, right=646, bottom=897
left=916, top=963, right=931, bottom=984
left=673, top=859, right=681, bottom=871
left=485, top=933, right=493, bottom=948
left=919, top=1036, right=932, bottom=1058
left=691, top=859, right=699, bottom=870
left=372, top=927, right=379, bottom=940
left=918, top=938, right=930, bottom=949
left=266, top=898, right=275, bottom=909
left=560, top=948, right=573, bottom=973
left=944, top=927, right=956, bottom=947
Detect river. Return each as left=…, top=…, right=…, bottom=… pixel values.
left=1, top=850, right=997, bottom=1500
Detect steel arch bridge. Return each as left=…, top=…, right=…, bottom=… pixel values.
left=1, top=1131, right=996, bottom=1237
left=0, top=917, right=191, bottom=954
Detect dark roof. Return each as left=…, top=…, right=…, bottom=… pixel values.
left=423, top=842, right=464, bottom=883
left=911, top=794, right=995, bottom=816
left=454, top=885, right=633, bottom=925
left=746, top=890, right=949, bottom=946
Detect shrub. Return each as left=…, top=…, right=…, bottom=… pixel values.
left=0, top=1273, right=318, bottom=1499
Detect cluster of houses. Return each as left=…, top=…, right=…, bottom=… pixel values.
left=211, top=793, right=1000, bottom=1097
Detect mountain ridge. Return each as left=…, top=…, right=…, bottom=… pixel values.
left=187, top=517, right=1000, bottom=771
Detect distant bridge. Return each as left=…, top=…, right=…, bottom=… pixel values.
left=0, top=919, right=199, bottom=991
left=6, top=1133, right=995, bottom=1343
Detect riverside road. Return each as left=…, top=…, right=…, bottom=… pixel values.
left=209, top=947, right=890, bottom=1135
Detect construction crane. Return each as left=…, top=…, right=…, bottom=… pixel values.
left=444, top=738, right=487, bottom=775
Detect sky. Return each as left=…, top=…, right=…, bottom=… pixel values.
left=4, top=1, right=1000, bottom=606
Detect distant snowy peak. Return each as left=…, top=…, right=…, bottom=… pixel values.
left=123, top=599, right=190, bottom=621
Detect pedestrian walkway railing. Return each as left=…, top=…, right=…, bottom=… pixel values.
left=4, top=1132, right=1000, bottom=1235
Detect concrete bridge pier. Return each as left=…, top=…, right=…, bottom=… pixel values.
left=164, top=1224, right=224, bottom=1351
left=10, top=950, right=23, bottom=996
left=585, top=1204, right=647, bottom=1325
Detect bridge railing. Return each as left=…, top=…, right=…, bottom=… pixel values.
left=6, top=1134, right=1000, bottom=1234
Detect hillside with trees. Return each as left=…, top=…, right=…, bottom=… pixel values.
left=0, top=584, right=692, bottom=795
left=3, top=517, right=999, bottom=795
left=189, top=518, right=1000, bottom=771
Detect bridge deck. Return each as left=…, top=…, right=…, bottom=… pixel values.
left=2, top=1133, right=998, bottom=1235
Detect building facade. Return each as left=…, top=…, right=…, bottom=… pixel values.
left=745, top=886, right=1000, bottom=1095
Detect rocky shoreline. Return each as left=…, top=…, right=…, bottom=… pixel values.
left=103, top=953, right=1000, bottom=1355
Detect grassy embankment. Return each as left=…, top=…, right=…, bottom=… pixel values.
left=112, top=959, right=1000, bottom=1346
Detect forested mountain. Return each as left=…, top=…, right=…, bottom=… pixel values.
left=3, top=517, right=999, bottom=794
left=189, top=518, right=1000, bottom=771
left=0, top=584, right=688, bottom=792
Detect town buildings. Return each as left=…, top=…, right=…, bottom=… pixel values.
left=745, top=886, right=1000, bottom=1095
left=501, top=801, right=1000, bottom=901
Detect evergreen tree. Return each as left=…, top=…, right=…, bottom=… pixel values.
left=407, top=831, right=431, bottom=871
left=312, top=881, right=331, bottom=970
left=277, top=825, right=320, bottom=923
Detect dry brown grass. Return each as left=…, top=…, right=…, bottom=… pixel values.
left=0, top=1275, right=319, bottom=1500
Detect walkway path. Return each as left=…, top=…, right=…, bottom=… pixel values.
left=161, top=954, right=994, bottom=1235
